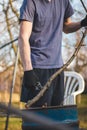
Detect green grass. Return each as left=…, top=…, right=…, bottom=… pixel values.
left=77, top=94, right=87, bottom=130
left=0, top=117, right=22, bottom=130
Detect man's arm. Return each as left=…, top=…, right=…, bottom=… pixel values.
left=18, top=21, right=33, bottom=71
left=63, top=17, right=81, bottom=34
left=18, top=21, right=42, bottom=90
left=63, top=15, right=87, bottom=34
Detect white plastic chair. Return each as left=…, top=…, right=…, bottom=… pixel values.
left=63, top=71, right=85, bottom=105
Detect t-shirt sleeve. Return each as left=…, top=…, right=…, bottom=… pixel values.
left=64, top=0, right=74, bottom=20
left=20, top=0, right=35, bottom=22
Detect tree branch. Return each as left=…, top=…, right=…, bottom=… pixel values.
left=80, top=0, right=87, bottom=12
left=9, top=0, right=19, bottom=18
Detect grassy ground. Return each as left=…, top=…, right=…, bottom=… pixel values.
left=0, top=117, right=22, bottom=130
left=77, top=94, right=87, bottom=130
left=0, top=94, right=87, bottom=130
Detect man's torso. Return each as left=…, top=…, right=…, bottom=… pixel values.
left=20, top=0, right=74, bottom=68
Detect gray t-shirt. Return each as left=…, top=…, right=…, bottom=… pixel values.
left=20, top=0, right=74, bottom=68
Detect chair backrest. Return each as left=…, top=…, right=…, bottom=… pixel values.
left=63, top=71, right=85, bottom=105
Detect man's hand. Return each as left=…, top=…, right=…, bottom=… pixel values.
left=81, top=15, right=87, bottom=27
left=23, top=70, right=42, bottom=90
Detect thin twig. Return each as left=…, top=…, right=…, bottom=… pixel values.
left=0, top=38, right=18, bottom=50
left=26, top=29, right=87, bottom=108
left=80, top=0, right=87, bottom=12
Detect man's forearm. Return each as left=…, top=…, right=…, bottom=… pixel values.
left=63, top=21, right=81, bottom=34
left=18, top=37, right=33, bottom=71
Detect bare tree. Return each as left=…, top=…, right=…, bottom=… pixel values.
left=0, top=0, right=22, bottom=95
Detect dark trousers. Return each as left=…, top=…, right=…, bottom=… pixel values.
left=20, top=68, right=64, bottom=107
